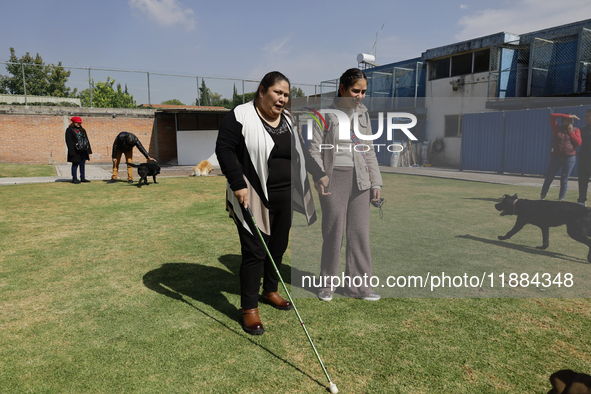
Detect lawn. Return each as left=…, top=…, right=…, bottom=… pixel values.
left=1, top=174, right=590, bottom=393
left=0, top=163, right=57, bottom=177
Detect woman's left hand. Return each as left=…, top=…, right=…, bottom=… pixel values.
left=371, top=188, right=381, bottom=202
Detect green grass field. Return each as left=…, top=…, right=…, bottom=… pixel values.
left=1, top=174, right=590, bottom=393
left=0, top=163, right=57, bottom=178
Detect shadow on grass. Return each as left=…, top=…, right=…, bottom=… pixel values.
left=461, top=197, right=505, bottom=202
left=142, top=256, right=325, bottom=389
left=457, top=234, right=588, bottom=264
left=143, top=256, right=241, bottom=321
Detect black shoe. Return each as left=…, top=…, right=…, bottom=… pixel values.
left=128, top=180, right=134, bottom=184
left=107, top=179, right=117, bottom=184
left=81, top=179, right=91, bottom=183
left=72, top=179, right=81, bottom=184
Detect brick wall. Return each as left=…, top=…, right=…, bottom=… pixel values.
left=0, top=106, right=179, bottom=165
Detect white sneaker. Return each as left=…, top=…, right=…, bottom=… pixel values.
left=362, top=291, right=381, bottom=301
left=317, top=291, right=333, bottom=302
left=578, top=201, right=586, bottom=206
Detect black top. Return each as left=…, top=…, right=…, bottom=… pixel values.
left=260, top=114, right=292, bottom=192
left=65, top=126, right=92, bottom=163
left=579, top=124, right=591, bottom=158
left=112, top=132, right=149, bottom=159
left=216, top=109, right=326, bottom=193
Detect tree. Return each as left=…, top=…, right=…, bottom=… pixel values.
left=290, top=86, right=305, bottom=98
left=230, top=84, right=256, bottom=108
left=161, top=99, right=185, bottom=105
left=209, top=91, right=222, bottom=105
left=199, top=80, right=210, bottom=106
left=232, top=84, right=241, bottom=108
left=78, top=77, right=137, bottom=108
left=0, top=47, right=71, bottom=97
left=196, top=80, right=235, bottom=108
left=46, top=62, right=73, bottom=97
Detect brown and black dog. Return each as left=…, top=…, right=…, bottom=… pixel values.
left=495, top=194, right=591, bottom=262
left=548, top=369, right=591, bottom=394
left=126, top=162, right=161, bottom=188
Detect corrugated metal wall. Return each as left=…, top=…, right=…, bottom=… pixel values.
left=461, top=112, right=505, bottom=172
left=461, top=106, right=590, bottom=176
left=370, top=118, right=426, bottom=165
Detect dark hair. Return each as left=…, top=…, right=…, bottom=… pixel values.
left=338, top=68, right=367, bottom=97
left=256, top=71, right=290, bottom=100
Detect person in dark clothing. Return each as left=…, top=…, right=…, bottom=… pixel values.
left=107, top=132, right=155, bottom=183
left=540, top=113, right=581, bottom=201
left=65, top=116, right=92, bottom=184
left=577, top=109, right=591, bottom=206
left=215, top=71, right=329, bottom=335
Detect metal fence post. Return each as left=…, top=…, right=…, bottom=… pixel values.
left=147, top=72, right=151, bottom=107
left=242, top=79, right=245, bottom=103
left=20, top=63, right=28, bottom=106
left=88, top=68, right=93, bottom=108
left=574, top=28, right=584, bottom=94
left=196, top=76, right=200, bottom=108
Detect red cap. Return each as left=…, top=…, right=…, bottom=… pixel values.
left=71, top=116, right=82, bottom=123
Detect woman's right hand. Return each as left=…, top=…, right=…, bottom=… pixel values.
left=234, top=188, right=248, bottom=208
left=314, top=176, right=331, bottom=196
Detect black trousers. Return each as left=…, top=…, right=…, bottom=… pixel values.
left=236, top=188, right=292, bottom=309
left=579, top=155, right=591, bottom=203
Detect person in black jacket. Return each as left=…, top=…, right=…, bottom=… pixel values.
left=215, top=71, right=329, bottom=335
left=577, top=109, right=591, bottom=206
left=107, top=132, right=155, bottom=183
left=65, top=116, right=92, bottom=184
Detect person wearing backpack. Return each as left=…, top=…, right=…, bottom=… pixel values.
left=65, top=116, right=92, bottom=184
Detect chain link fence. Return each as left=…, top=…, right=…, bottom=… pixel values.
left=578, top=27, right=591, bottom=94
left=489, top=27, right=591, bottom=99
left=318, top=60, right=427, bottom=112
left=0, top=61, right=319, bottom=108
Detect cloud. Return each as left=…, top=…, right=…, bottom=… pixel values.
left=129, top=0, right=196, bottom=31
left=456, top=0, right=591, bottom=41
left=460, top=4, right=469, bottom=10
left=263, top=37, right=291, bottom=55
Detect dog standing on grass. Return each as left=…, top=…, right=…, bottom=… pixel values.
left=192, top=160, right=214, bottom=176
left=126, top=162, right=161, bottom=188
left=495, top=193, right=591, bottom=262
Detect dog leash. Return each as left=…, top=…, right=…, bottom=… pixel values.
left=371, top=198, right=385, bottom=219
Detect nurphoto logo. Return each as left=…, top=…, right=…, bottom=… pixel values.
left=305, top=107, right=418, bottom=153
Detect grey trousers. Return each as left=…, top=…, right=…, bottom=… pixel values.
left=319, top=167, right=373, bottom=297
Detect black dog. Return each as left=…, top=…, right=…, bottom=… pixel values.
left=495, top=193, right=591, bottom=262
left=126, top=162, right=160, bottom=188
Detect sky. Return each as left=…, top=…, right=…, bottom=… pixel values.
left=2, top=0, right=591, bottom=103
